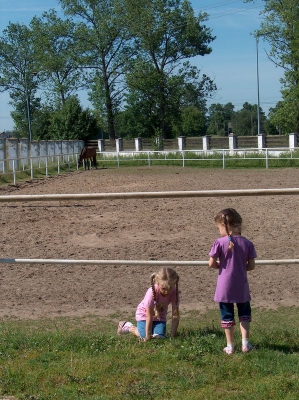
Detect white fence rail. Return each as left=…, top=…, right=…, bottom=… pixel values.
left=0, top=258, right=298, bottom=266
left=0, top=152, right=80, bottom=184
left=98, top=147, right=299, bottom=169
left=1, top=188, right=299, bottom=267
left=1, top=188, right=299, bottom=203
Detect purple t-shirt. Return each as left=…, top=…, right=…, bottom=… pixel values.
left=135, top=284, right=179, bottom=322
left=209, top=235, right=257, bottom=303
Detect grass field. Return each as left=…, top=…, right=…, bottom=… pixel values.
left=1, top=307, right=299, bottom=400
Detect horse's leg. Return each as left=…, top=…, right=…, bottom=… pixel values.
left=93, top=154, right=97, bottom=169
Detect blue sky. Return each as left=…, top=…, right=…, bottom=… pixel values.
left=0, top=0, right=282, bottom=131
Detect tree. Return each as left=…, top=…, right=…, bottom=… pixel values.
left=123, top=0, right=216, bottom=138
left=268, top=101, right=294, bottom=134
left=30, top=9, right=84, bottom=108
left=231, top=102, right=266, bottom=135
left=207, top=103, right=235, bottom=135
left=178, top=106, right=207, bottom=136
left=10, top=95, right=42, bottom=138
left=59, top=0, right=134, bottom=141
left=48, top=96, right=98, bottom=141
left=245, top=0, right=299, bottom=132
left=0, top=22, right=39, bottom=139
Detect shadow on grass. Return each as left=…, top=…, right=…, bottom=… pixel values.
left=259, top=343, right=299, bottom=354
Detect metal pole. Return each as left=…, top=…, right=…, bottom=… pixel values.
left=2, top=188, right=299, bottom=203
left=256, top=37, right=261, bottom=135
left=25, top=72, right=32, bottom=142
left=0, top=257, right=298, bottom=266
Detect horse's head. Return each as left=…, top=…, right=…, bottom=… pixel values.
left=77, top=156, right=82, bottom=168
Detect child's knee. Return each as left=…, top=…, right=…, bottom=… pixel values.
left=239, top=316, right=252, bottom=323
left=221, top=320, right=236, bottom=328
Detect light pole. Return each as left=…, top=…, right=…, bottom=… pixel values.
left=256, top=36, right=261, bottom=135
left=24, top=72, right=32, bottom=142
left=24, top=71, right=37, bottom=142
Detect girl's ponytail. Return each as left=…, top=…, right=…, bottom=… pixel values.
left=173, top=276, right=180, bottom=319
left=216, top=208, right=242, bottom=251
left=151, top=273, right=159, bottom=319
left=222, top=214, right=234, bottom=251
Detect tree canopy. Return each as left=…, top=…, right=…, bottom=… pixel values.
left=245, top=0, right=299, bottom=133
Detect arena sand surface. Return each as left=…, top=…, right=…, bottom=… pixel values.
left=0, top=166, right=299, bottom=320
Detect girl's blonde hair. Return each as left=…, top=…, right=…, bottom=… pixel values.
left=215, top=208, right=242, bottom=250
left=150, top=267, right=179, bottom=319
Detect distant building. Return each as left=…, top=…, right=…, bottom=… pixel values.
left=0, top=131, right=14, bottom=139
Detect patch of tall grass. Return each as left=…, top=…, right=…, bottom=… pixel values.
left=0, top=308, right=299, bottom=399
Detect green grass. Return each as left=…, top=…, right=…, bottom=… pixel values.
left=0, top=161, right=79, bottom=187
left=1, top=308, right=299, bottom=399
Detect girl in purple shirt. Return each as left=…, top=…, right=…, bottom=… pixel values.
left=117, top=267, right=180, bottom=341
left=209, top=208, right=257, bottom=355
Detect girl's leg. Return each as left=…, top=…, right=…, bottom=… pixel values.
left=152, top=321, right=166, bottom=338
left=240, top=320, right=250, bottom=340
left=224, top=326, right=235, bottom=346
left=237, top=302, right=254, bottom=352
left=135, top=321, right=146, bottom=339
left=219, top=303, right=236, bottom=354
left=130, top=325, right=142, bottom=338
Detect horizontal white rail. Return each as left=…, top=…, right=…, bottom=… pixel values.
left=1, top=188, right=299, bottom=203
left=0, top=258, right=298, bottom=266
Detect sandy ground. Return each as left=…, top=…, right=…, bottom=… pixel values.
left=0, top=166, right=299, bottom=320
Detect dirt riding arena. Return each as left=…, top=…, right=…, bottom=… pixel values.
left=0, top=166, right=299, bottom=320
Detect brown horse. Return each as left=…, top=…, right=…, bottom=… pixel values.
left=78, top=146, right=97, bottom=170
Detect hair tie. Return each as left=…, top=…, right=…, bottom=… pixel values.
left=228, top=235, right=234, bottom=250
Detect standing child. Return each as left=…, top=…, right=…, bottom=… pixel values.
left=209, top=208, right=257, bottom=355
left=117, top=267, right=180, bottom=341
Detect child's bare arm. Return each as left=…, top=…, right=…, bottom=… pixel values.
left=144, top=307, right=154, bottom=341
left=170, top=306, right=180, bottom=337
left=246, top=258, right=255, bottom=271
left=209, top=256, right=220, bottom=269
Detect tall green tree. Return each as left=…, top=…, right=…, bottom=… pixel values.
left=246, top=0, right=299, bottom=132
left=123, top=0, right=216, bottom=138
left=48, top=96, right=98, bottom=140
left=231, top=102, right=266, bottom=135
left=59, top=0, right=134, bottom=141
left=0, top=23, right=39, bottom=139
left=30, top=9, right=84, bottom=109
left=268, top=101, right=293, bottom=134
left=207, top=103, right=235, bottom=136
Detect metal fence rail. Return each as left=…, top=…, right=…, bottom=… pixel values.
left=0, top=152, right=80, bottom=184
left=1, top=188, right=299, bottom=203
left=0, top=258, right=298, bottom=266
left=97, top=147, right=299, bottom=169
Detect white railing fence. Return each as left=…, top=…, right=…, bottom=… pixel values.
left=0, top=153, right=81, bottom=184
left=97, top=147, right=299, bottom=169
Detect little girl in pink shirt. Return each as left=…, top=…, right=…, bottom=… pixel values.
left=117, top=267, right=180, bottom=341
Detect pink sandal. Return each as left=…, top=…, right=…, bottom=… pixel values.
left=242, top=343, right=255, bottom=353
left=117, top=321, right=131, bottom=335
left=223, top=346, right=234, bottom=355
